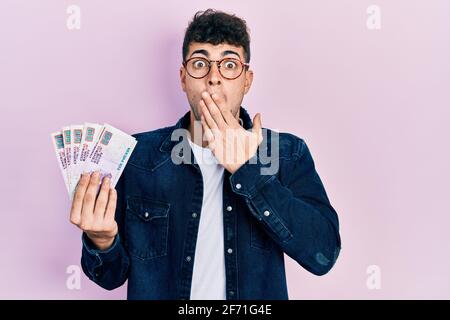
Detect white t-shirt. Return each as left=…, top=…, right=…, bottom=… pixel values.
left=188, top=138, right=226, bottom=300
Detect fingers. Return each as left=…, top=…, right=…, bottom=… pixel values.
left=200, top=99, right=218, bottom=131
left=93, top=176, right=111, bottom=218
left=104, top=188, right=117, bottom=222
left=201, top=115, right=214, bottom=142
left=252, top=113, right=263, bottom=144
left=70, top=172, right=90, bottom=225
left=201, top=115, right=218, bottom=152
left=210, top=94, right=240, bottom=127
left=80, top=171, right=101, bottom=227
left=201, top=92, right=227, bottom=129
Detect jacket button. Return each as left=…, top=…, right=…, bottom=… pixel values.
left=227, top=248, right=233, bottom=254
left=236, top=183, right=241, bottom=189
left=186, top=256, right=191, bottom=262
left=192, top=212, right=197, bottom=218
left=263, top=210, right=270, bottom=217
left=144, top=212, right=149, bottom=218
left=226, top=206, right=232, bottom=212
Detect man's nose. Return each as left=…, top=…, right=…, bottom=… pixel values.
left=207, top=62, right=222, bottom=86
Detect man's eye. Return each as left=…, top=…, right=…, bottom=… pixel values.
left=193, top=60, right=206, bottom=68
left=224, top=61, right=237, bottom=69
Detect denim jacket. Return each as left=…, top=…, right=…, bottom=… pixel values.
left=81, top=107, right=341, bottom=300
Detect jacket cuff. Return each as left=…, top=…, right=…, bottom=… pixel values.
left=229, top=154, right=275, bottom=199
left=81, top=233, right=121, bottom=279
left=230, top=156, right=293, bottom=243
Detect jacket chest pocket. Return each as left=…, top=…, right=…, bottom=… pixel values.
left=125, top=196, right=170, bottom=260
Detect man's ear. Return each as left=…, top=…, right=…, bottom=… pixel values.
left=243, top=69, right=254, bottom=95
left=180, top=66, right=187, bottom=92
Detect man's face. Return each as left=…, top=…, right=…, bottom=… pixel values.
left=180, top=42, right=253, bottom=121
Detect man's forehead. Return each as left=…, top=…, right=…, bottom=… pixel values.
left=188, top=42, right=244, bottom=58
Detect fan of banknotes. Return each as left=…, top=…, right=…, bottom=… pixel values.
left=51, top=123, right=137, bottom=200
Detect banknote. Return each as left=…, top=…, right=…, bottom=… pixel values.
left=67, top=123, right=103, bottom=197
left=69, top=124, right=83, bottom=193
left=82, top=123, right=137, bottom=189
left=51, top=131, right=70, bottom=193
left=51, top=123, right=137, bottom=199
left=61, top=126, right=73, bottom=192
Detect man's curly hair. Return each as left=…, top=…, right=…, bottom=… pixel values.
left=182, top=9, right=251, bottom=63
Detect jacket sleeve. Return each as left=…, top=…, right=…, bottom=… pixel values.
left=80, top=175, right=130, bottom=290
left=230, top=137, right=341, bottom=275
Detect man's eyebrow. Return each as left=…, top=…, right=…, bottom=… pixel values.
left=189, top=49, right=242, bottom=59
left=222, top=50, right=241, bottom=59
left=189, top=49, right=209, bottom=58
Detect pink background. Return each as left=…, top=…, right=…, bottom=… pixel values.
left=1, top=0, right=449, bottom=299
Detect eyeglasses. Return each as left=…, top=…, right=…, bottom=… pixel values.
left=183, top=57, right=249, bottom=80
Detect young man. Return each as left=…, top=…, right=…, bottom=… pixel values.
left=70, top=9, right=341, bottom=300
